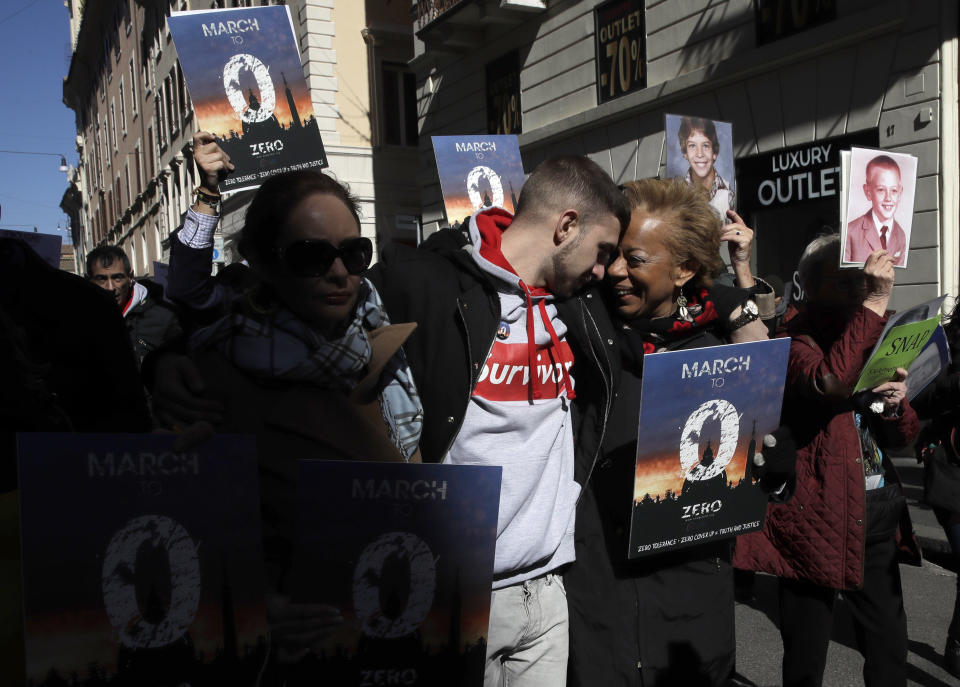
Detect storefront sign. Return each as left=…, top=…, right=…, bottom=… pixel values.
left=738, top=130, right=878, bottom=213
left=736, top=130, right=878, bottom=302
left=755, top=0, right=836, bottom=45
left=594, top=0, right=646, bottom=104
left=486, top=50, right=522, bottom=135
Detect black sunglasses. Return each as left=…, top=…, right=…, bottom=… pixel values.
left=275, top=237, right=373, bottom=277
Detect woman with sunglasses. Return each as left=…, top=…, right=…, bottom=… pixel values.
left=186, top=151, right=424, bottom=666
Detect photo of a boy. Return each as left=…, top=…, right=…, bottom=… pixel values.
left=844, top=154, right=908, bottom=266
left=667, top=115, right=736, bottom=218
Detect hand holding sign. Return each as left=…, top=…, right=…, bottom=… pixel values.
left=871, top=367, right=908, bottom=414
left=193, top=131, right=234, bottom=192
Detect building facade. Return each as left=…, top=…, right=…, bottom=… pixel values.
left=412, top=0, right=959, bottom=310
left=63, top=0, right=419, bottom=276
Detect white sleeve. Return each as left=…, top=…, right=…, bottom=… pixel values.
left=178, top=207, right=220, bottom=249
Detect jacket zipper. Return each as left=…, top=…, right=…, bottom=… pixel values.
left=441, top=297, right=497, bottom=458
left=575, top=297, right=614, bottom=503
left=851, top=409, right=867, bottom=590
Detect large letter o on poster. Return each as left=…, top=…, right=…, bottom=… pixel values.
left=223, top=53, right=277, bottom=123
left=678, top=399, right=740, bottom=481
left=353, top=532, right=436, bottom=638
left=101, top=515, right=201, bottom=648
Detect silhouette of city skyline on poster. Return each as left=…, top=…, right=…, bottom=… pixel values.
left=169, top=6, right=327, bottom=193
left=628, top=339, right=790, bottom=558
left=18, top=433, right=269, bottom=686
left=292, top=461, right=501, bottom=686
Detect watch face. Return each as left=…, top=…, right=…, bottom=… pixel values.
left=745, top=300, right=759, bottom=315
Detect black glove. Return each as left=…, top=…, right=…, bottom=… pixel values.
left=753, top=425, right=797, bottom=503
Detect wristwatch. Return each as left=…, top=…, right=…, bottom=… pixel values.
left=729, top=299, right=760, bottom=330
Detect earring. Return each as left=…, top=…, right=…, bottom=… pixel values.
left=677, top=291, right=689, bottom=320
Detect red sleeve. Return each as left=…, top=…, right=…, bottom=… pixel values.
left=785, top=306, right=887, bottom=399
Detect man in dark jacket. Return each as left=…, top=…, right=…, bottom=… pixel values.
left=87, top=245, right=182, bottom=366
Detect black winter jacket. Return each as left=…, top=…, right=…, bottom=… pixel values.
left=566, top=324, right=737, bottom=687
left=124, top=281, right=183, bottom=366
left=367, top=234, right=621, bottom=485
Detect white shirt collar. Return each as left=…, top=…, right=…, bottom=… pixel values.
left=871, top=211, right=893, bottom=237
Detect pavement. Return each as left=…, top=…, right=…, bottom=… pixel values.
left=732, top=450, right=960, bottom=686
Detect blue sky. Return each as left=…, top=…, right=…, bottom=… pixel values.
left=0, top=0, right=76, bottom=243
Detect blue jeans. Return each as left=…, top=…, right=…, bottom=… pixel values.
left=484, top=573, right=568, bottom=687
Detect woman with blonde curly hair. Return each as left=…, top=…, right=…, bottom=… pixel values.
left=565, top=178, right=790, bottom=687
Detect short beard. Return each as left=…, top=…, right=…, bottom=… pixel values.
left=550, top=229, right=586, bottom=299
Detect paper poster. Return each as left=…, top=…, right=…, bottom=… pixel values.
left=840, top=147, right=918, bottom=268
left=291, top=461, right=501, bottom=686
left=665, top=114, right=736, bottom=219
left=0, top=228, right=62, bottom=269
left=168, top=6, right=327, bottom=193
left=431, top=135, right=526, bottom=229
left=854, top=315, right=941, bottom=393
left=18, top=433, right=268, bottom=686
left=628, top=339, right=790, bottom=558
left=906, top=325, right=951, bottom=401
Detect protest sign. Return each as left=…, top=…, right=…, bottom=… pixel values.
left=854, top=316, right=941, bottom=393
left=432, top=135, right=525, bottom=229
left=18, top=433, right=268, bottom=686
left=839, top=147, right=918, bottom=268
left=292, top=461, right=501, bottom=686
left=629, top=338, right=790, bottom=558
left=665, top=114, right=736, bottom=218
left=169, top=6, right=327, bottom=193
left=853, top=295, right=945, bottom=392
left=0, top=228, right=61, bottom=269
left=906, top=325, right=951, bottom=401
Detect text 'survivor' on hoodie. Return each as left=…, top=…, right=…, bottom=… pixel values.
left=445, top=207, right=580, bottom=589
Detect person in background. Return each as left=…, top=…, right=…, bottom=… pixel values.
left=87, top=245, right=182, bottom=366
left=735, top=235, right=921, bottom=687
left=911, top=300, right=960, bottom=678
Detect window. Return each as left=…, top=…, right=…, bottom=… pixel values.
left=119, top=77, right=127, bottom=135
left=147, top=126, right=155, bottom=175
left=110, top=99, right=118, bottom=150
left=129, top=59, right=138, bottom=118
left=115, top=175, right=122, bottom=217
left=381, top=63, right=418, bottom=146
left=167, top=68, right=179, bottom=135
left=123, top=0, right=132, bottom=34
left=125, top=161, right=132, bottom=207
left=157, top=89, right=167, bottom=149
left=134, top=141, right=143, bottom=194
left=176, top=63, right=190, bottom=120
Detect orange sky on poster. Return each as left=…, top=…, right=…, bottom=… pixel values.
left=635, top=447, right=750, bottom=502
left=443, top=192, right=519, bottom=223
left=193, top=92, right=316, bottom=138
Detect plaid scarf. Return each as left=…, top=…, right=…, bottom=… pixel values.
left=190, top=279, right=423, bottom=461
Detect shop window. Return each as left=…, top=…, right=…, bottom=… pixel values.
left=382, top=63, right=418, bottom=147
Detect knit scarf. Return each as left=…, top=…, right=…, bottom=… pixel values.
left=190, top=279, right=423, bottom=461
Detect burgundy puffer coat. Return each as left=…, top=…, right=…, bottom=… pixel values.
left=734, top=304, right=920, bottom=590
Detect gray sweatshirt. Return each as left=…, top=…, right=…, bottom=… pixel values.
left=444, top=208, right=580, bottom=589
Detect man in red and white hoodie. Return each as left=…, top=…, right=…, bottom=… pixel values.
left=371, top=157, right=631, bottom=685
